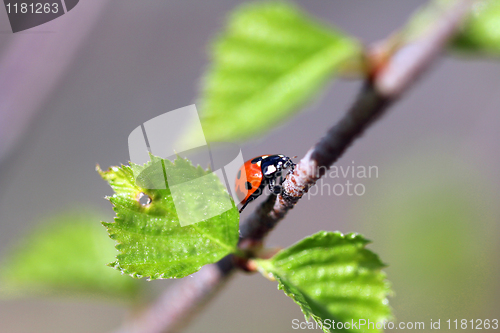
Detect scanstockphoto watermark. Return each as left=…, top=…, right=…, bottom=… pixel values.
left=292, top=318, right=499, bottom=330
left=292, top=319, right=426, bottom=331
left=305, top=162, right=379, bottom=198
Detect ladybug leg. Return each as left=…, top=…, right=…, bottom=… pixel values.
left=268, top=178, right=282, bottom=194
left=239, top=196, right=255, bottom=213
left=272, top=185, right=282, bottom=194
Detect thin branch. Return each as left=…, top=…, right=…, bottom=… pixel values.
left=375, top=0, right=475, bottom=96
left=112, top=1, right=474, bottom=332
left=114, top=256, right=235, bottom=333
left=240, top=84, right=391, bottom=241
left=243, top=0, right=475, bottom=239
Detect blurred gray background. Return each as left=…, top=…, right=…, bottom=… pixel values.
left=0, top=0, right=499, bottom=332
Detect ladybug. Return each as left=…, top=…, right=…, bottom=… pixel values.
left=235, top=154, right=295, bottom=213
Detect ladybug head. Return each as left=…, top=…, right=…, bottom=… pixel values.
left=261, top=155, right=295, bottom=179
left=280, top=155, right=295, bottom=170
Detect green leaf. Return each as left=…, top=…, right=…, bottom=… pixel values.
left=255, top=231, right=392, bottom=333
left=451, top=0, right=500, bottom=56
left=0, top=212, right=140, bottom=302
left=197, top=2, right=362, bottom=142
left=406, top=0, right=500, bottom=57
left=98, top=155, right=240, bottom=280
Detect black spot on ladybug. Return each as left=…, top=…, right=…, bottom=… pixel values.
left=236, top=188, right=246, bottom=202
left=251, top=157, right=262, bottom=164
left=237, top=170, right=241, bottom=179
left=245, top=181, right=253, bottom=190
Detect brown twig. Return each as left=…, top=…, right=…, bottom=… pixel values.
left=246, top=0, right=474, bottom=237
left=112, top=1, right=474, bottom=332
left=114, top=256, right=235, bottom=333
left=240, top=84, right=391, bottom=242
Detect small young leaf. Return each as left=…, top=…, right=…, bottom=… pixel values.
left=406, top=0, right=500, bottom=57
left=98, top=155, right=240, bottom=280
left=451, top=0, right=500, bottom=56
left=0, top=212, right=140, bottom=302
left=255, top=231, right=392, bottom=333
left=197, top=2, right=362, bottom=142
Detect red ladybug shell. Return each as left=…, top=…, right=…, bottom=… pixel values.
left=234, top=154, right=294, bottom=213
left=234, top=158, right=264, bottom=205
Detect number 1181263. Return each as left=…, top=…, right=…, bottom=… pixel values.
left=6, top=3, right=59, bottom=14
left=446, top=319, right=498, bottom=330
